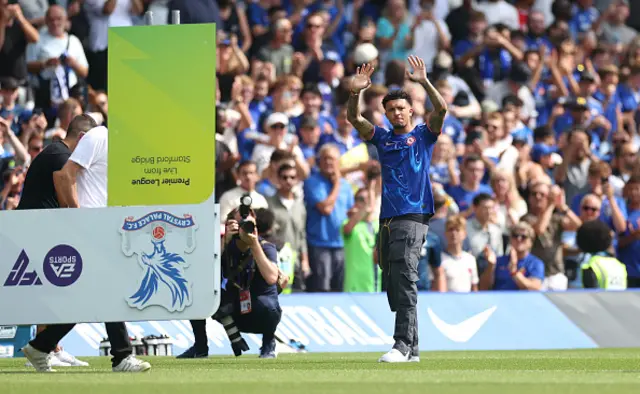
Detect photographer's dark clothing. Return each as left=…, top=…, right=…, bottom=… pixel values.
left=189, top=238, right=282, bottom=353
left=17, top=141, right=70, bottom=210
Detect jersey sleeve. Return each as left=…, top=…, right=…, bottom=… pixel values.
left=423, top=123, right=440, bottom=143
left=69, top=128, right=105, bottom=169
left=368, top=126, right=389, bottom=147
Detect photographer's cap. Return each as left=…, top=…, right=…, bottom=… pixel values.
left=266, top=112, right=289, bottom=128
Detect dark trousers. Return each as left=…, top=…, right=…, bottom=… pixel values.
left=29, top=322, right=132, bottom=366
left=87, top=49, right=108, bottom=92
left=378, top=218, right=428, bottom=356
left=306, top=245, right=344, bottom=292
left=190, top=293, right=282, bottom=351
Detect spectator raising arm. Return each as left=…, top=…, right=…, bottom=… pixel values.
left=315, top=172, right=342, bottom=216
left=0, top=118, right=29, bottom=166
left=6, top=4, right=39, bottom=43
left=479, top=246, right=497, bottom=291
left=131, top=0, right=145, bottom=16
left=347, top=64, right=375, bottom=141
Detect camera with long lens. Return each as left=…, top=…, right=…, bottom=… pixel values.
left=238, top=193, right=255, bottom=234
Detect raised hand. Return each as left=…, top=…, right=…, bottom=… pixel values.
left=406, top=55, right=428, bottom=84
left=350, top=63, right=374, bottom=94
left=483, top=246, right=497, bottom=266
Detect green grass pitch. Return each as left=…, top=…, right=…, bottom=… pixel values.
left=1, top=349, right=639, bottom=394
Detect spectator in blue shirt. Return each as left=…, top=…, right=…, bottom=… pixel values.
left=303, top=143, right=354, bottom=292
left=617, top=176, right=640, bottom=288
left=479, top=221, right=545, bottom=291
left=446, top=155, right=493, bottom=215
left=317, top=106, right=361, bottom=155
left=298, top=115, right=321, bottom=169
left=570, top=161, right=627, bottom=234
left=0, top=77, right=27, bottom=135
left=525, top=11, right=552, bottom=53
left=616, top=65, right=640, bottom=132
left=292, top=83, right=338, bottom=136
left=570, top=0, right=599, bottom=38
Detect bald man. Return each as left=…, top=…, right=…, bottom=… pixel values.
left=26, top=5, right=88, bottom=113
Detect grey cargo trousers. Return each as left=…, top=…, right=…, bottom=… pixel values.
left=378, top=217, right=428, bottom=356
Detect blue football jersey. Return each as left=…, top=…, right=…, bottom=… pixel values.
left=368, top=124, right=438, bottom=219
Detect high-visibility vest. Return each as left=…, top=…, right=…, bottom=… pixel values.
left=582, top=255, right=627, bottom=290
left=277, top=242, right=296, bottom=294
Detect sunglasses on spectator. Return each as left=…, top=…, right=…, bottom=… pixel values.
left=511, top=233, right=528, bottom=241
left=270, top=124, right=286, bottom=129
left=582, top=205, right=599, bottom=212
left=355, top=196, right=366, bottom=202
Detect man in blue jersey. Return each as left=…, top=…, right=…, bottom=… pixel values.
left=346, top=56, right=447, bottom=363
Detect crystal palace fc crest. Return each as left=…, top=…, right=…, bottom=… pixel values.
left=120, top=211, right=198, bottom=312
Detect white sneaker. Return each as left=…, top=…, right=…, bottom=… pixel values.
left=54, top=350, right=89, bottom=367
left=378, top=348, right=410, bottom=363
left=112, top=355, right=151, bottom=373
left=22, top=344, right=56, bottom=372
left=25, top=353, right=72, bottom=368
left=409, top=356, right=420, bottom=362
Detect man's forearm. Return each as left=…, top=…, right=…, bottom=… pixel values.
left=478, top=266, right=495, bottom=291
left=420, top=79, right=447, bottom=113
left=17, top=14, right=39, bottom=43
left=251, top=242, right=279, bottom=285
left=420, top=79, right=447, bottom=133
left=346, top=93, right=373, bottom=140
left=53, top=172, right=79, bottom=208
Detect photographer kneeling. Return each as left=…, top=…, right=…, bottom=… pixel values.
left=178, top=203, right=287, bottom=359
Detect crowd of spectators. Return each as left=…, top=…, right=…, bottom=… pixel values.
left=2, top=0, right=640, bottom=293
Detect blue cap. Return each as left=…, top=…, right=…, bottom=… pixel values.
left=531, top=143, right=554, bottom=162
left=323, top=51, right=341, bottom=63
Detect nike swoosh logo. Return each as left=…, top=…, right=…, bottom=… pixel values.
left=427, top=306, right=497, bottom=343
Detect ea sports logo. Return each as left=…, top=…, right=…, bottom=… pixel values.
left=152, top=226, right=165, bottom=241
left=406, top=136, right=416, bottom=146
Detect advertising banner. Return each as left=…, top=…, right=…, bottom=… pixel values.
left=107, top=24, right=216, bottom=207
left=0, top=24, right=220, bottom=326
left=56, top=292, right=598, bottom=357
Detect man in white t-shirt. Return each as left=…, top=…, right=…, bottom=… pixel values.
left=23, top=125, right=151, bottom=373
left=441, top=215, right=479, bottom=292
left=26, top=5, right=89, bottom=108
left=54, top=125, right=107, bottom=208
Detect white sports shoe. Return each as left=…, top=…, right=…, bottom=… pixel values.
left=112, top=355, right=151, bottom=373
left=378, top=348, right=410, bottom=363
left=22, top=344, right=56, bottom=372
left=54, top=349, right=89, bottom=367
left=409, top=356, right=420, bottom=362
